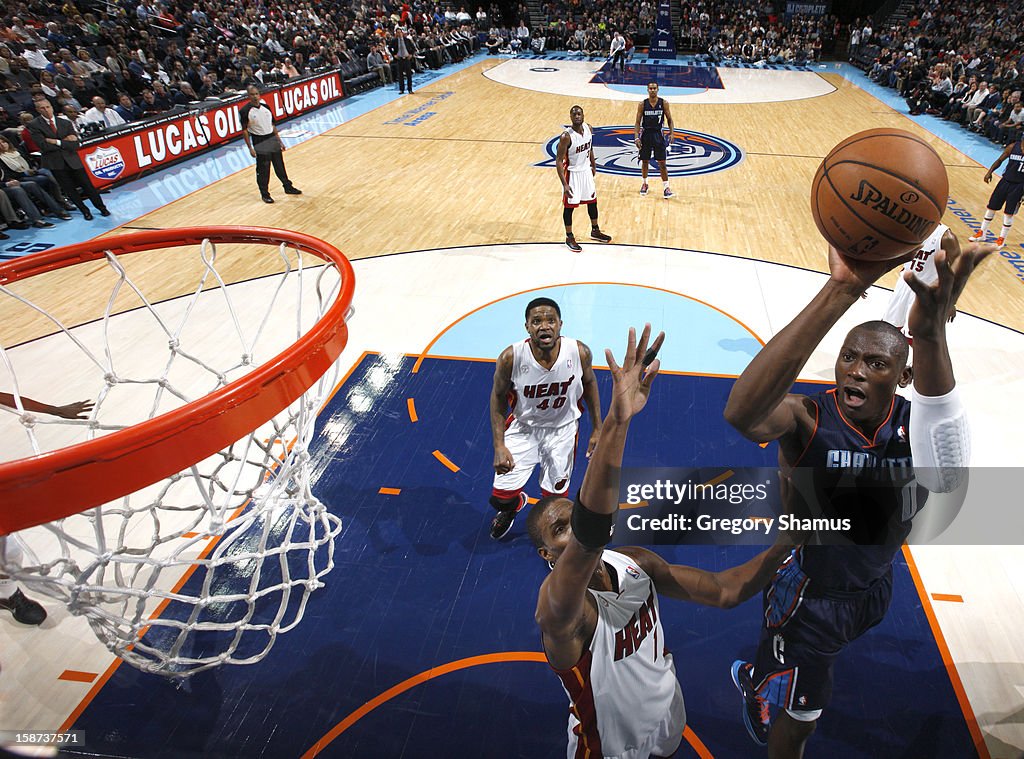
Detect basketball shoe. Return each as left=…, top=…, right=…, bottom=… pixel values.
left=590, top=228, right=612, bottom=242
left=566, top=234, right=583, bottom=252
left=640, top=182, right=649, bottom=196
left=0, top=589, right=47, bottom=625
left=490, top=492, right=528, bottom=540
left=995, top=236, right=1006, bottom=247
left=664, top=187, right=674, bottom=199
left=968, top=230, right=985, bottom=242
left=731, top=660, right=770, bottom=746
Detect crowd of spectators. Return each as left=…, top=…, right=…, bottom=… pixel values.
left=851, top=2, right=1024, bottom=145
left=0, top=0, right=498, bottom=236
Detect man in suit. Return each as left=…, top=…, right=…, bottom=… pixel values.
left=27, top=98, right=110, bottom=220
left=389, top=27, right=416, bottom=94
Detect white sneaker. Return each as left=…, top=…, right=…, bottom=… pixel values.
left=640, top=182, right=649, bottom=196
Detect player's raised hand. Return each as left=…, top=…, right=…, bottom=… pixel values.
left=493, top=444, right=515, bottom=475
left=906, top=240, right=994, bottom=340
left=604, top=324, right=664, bottom=423
left=826, top=244, right=917, bottom=292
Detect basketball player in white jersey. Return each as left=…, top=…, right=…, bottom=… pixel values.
left=489, top=298, right=602, bottom=540
left=527, top=325, right=793, bottom=759
left=882, top=224, right=960, bottom=335
left=556, top=105, right=612, bottom=253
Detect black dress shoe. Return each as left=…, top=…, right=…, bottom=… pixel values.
left=99, top=208, right=111, bottom=217
left=33, top=220, right=55, bottom=228
left=0, top=230, right=9, bottom=239
left=262, top=194, right=275, bottom=203
left=9, top=220, right=30, bottom=230
left=82, top=210, right=93, bottom=220
left=284, top=186, right=302, bottom=195
left=58, top=213, right=72, bottom=220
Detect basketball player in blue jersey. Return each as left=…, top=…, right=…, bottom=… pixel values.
left=633, top=82, right=674, bottom=198
left=527, top=325, right=794, bottom=759
left=556, top=105, right=612, bottom=253
left=967, top=135, right=1024, bottom=247
left=723, top=239, right=992, bottom=758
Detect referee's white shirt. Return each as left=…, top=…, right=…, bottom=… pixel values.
left=244, top=102, right=275, bottom=135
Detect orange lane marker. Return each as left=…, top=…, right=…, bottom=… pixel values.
left=931, top=593, right=965, bottom=603
left=406, top=398, right=418, bottom=423
left=902, top=546, right=991, bottom=759
left=620, top=500, right=649, bottom=510
left=58, top=670, right=98, bottom=684
left=432, top=450, right=460, bottom=473
left=378, top=487, right=401, bottom=496
left=682, top=725, right=715, bottom=759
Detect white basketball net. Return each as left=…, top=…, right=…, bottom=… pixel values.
left=0, top=238, right=347, bottom=677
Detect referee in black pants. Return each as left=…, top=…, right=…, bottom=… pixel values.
left=241, top=85, right=302, bottom=203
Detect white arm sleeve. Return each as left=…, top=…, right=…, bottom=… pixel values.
left=910, top=386, right=970, bottom=493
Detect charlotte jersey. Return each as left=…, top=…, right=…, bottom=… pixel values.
left=1003, top=139, right=1024, bottom=183
left=640, top=98, right=666, bottom=141
left=565, top=124, right=593, bottom=173
left=509, top=337, right=584, bottom=428
left=790, top=390, right=927, bottom=591
left=552, top=550, right=678, bottom=758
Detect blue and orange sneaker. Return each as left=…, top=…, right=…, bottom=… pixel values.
left=731, top=660, right=770, bottom=746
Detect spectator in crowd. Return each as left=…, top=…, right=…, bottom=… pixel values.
left=113, top=92, right=142, bottom=122
left=82, top=96, right=127, bottom=129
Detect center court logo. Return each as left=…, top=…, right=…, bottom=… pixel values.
left=537, top=126, right=743, bottom=177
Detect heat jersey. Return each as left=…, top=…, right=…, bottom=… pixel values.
left=509, top=337, right=584, bottom=428
left=565, top=124, right=593, bottom=173
left=790, top=390, right=927, bottom=590
left=553, top=550, right=681, bottom=758
left=882, top=223, right=947, bottom=328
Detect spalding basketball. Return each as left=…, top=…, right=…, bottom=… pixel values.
left=811, top=128, right=948, bottom=261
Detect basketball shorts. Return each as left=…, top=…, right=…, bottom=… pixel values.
left=567, top=676, right=685, bottom=759
left=987, top=178, right=1024, bottom=215
left=881, top=274, right=915, bottom=330
left=639, top=133, right=667, bottom=162
left=493, top=418, right=578, bottom=497
left=564, top=168, right=597, bottom=208
left=750, top=555, right=893, bottom=716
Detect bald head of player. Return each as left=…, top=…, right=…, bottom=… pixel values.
left=834, top=320, right=912, bottom=427
left=525, top=495, right=577, bottom=568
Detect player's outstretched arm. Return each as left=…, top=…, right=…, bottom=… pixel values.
left=536, top=326, right=663, bottom=647
left=1, top=393, right=94, bottom=419
left=578, top=341, right=602, bottom=458
left=490, top=347, right=515, bottom=474
left=983, top=142, right=1013, bottom=183
left=724, top=245, right=911, bottom=442
left=618, top=542, right=791, bottom=609
left=905, top=239, right=994, bottom=397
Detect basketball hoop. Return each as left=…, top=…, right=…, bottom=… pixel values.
left=0, top=227, right=355, bottom=676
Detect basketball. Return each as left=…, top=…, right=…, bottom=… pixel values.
left=811, top=128, right=948, bottom=261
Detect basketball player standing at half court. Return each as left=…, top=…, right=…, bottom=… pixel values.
left=723, top=239, right=991, bottom=758
left=967, top=134, right=1024, bottom=247
left=488, top=298, right=601, bottom=540
left=634, top=82, right=674, bottom=198
left=882, top=223, right=961, bottom=337
left=557, top=105, right=612, bottom=252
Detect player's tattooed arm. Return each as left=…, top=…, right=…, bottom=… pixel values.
left=490, top=347, right=515, bottom=474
